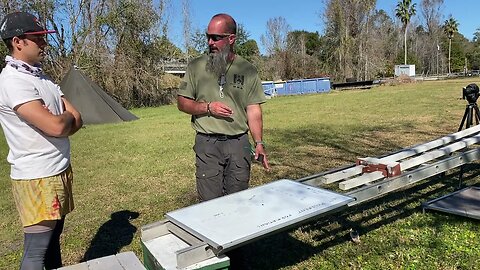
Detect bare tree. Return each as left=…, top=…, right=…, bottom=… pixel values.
left=322, top=0, right=376, bottom=81
left=190, top=28, right=208, bottom=54
left=420, top=0, right=444, bottom=75
left=182, top=0, right=191, bottom=62
left=156, top=0, right=171, bottom=38
left=368, top=9, right=397, bottom=77
left=261, top=17, right=290, bottom=56
left=261, top=17, right=290, bottom=80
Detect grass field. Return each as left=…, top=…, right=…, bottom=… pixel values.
left=1, top=78, right=480, bottom=269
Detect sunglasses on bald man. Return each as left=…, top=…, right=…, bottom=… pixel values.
left=206, top=33, right=231, bottom=42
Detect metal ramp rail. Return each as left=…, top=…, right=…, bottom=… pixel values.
left=142, top=125, right=480, bottom=269
left=301, top=124, right=480, bottom=205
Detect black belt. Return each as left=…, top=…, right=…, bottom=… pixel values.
left=197, top=132, right=247, bottom=140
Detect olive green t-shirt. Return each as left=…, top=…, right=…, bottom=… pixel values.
left=178, top=55, right=266, bottom=135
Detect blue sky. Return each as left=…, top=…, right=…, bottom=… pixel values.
left=169, top=0, right=479, bottom=54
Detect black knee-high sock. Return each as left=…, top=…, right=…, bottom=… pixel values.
left=44, top=217, right=65, bottom=269
left=20, top=230, right=53, bottom=270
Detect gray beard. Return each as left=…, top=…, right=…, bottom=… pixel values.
left=206, top=46, right=230, bottom=79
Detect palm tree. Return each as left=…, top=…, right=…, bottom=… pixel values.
left=395, top=0, right=416, bottom=65
left=443, top=16, right=459, bottom=75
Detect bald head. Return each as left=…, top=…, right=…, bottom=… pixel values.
left=206, top=13, right=236, bottom=71
left=209, top=13, right=237, bottom=35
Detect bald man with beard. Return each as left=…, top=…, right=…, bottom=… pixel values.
left=178, top=13, right=270, bottom=202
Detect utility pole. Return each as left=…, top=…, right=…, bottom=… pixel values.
left=436, top=43, right=439, bottom=75
left=464, top=57, right=468, bottom=76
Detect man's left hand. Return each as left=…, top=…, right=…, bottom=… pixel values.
left=255, top=144, right=270, bottom=171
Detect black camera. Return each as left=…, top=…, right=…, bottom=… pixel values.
left=462, top=83, right=480, bottom=103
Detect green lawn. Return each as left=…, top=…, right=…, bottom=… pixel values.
left=1, top=78, right=480, bottom=269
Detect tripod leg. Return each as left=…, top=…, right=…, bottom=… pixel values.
left=474, top=104, right=480, bottom=125
left=458, top=106, right=470, bottom=131
left=467, top=106, right=473, bottom=128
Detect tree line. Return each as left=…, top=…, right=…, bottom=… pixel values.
left=1, top=0, right=479, bottom=108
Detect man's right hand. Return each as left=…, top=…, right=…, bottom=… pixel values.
left=209, top=101, right=233, bottom=117
left=177, top=96, right=233, bottom=118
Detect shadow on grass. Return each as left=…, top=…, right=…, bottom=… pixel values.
left=226, top=164, right=480, bottom=270
left=82, top=210, right=140, bottom=261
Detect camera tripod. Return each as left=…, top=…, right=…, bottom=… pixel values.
left=457, top=101, right=480, bottom=131
left=456, top=100, right=480, bottom=188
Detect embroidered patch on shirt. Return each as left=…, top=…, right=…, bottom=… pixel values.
left=233, top=74, right=244, bottom=89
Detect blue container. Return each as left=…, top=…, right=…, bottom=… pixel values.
left=262, top=77, right=330, bottom=97
left=262, top=82, right=275, bottom=97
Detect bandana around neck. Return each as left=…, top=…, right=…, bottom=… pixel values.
left=5, top=55, right=43, bottom=77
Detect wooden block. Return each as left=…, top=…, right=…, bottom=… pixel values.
left=357, top=158, right=401, bottom=177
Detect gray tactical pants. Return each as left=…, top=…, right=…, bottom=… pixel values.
left=194, top=133, right=252, bottom=201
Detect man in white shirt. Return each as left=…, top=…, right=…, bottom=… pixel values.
left=0, top=11, right=83, bottom=270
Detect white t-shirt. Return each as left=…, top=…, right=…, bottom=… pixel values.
left=0, top=65, right=70, bottom=180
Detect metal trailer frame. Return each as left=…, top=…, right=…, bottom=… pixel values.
left=141, top=125, right=480, bottom=269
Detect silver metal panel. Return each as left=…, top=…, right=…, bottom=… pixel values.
left=166, top=179, right=353, bottom=253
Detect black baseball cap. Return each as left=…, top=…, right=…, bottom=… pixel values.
left=0, top=12, right=56, bottom=40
